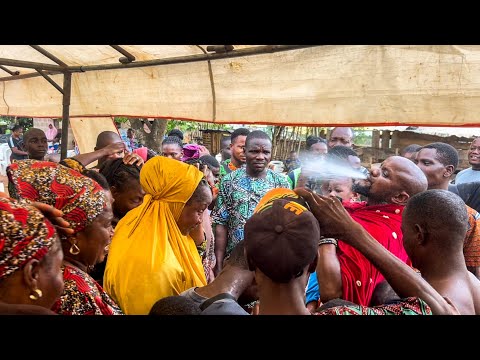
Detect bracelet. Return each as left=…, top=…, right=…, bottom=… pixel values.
left=318, top=237, right=338, bottom=247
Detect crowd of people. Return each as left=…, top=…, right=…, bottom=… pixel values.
left=1, top=123, right=479, bottom=316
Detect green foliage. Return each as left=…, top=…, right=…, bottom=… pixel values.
left=114, top=116, right=130, bottom=124
left=166, top=119, right=234, bottom=133
left=0, top=116, right=33, bottom=132
left=114, top=117, right=233, bottom=134
left=166, top=120, right=198, bottom=133
left=352, top=128, right=372, bottom=146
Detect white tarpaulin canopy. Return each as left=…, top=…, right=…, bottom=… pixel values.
left=2, top=45, right=480, bottom=127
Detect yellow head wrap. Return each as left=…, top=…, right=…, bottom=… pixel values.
left=104, top=156, right=207, bottom=314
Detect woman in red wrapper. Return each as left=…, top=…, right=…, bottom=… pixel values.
left=7, top=160, right=123, bottom=315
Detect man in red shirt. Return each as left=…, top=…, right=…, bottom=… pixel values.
left=305, top=156, right=428, bottom=306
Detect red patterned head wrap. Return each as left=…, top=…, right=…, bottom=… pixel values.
left=0, top=196, right=57, bottom=281
left=7, top=160, right=107, bottom=237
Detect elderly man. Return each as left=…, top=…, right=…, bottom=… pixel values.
left=299, top=156, right=428, bottom=306
left=328, top=127, right=354, bottom=149
left=415, top=142, right=480, bottom=279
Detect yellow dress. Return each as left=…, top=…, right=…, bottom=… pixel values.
left=104, top=156, right=207, bottom=314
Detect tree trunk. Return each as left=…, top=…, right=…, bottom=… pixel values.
left=272, top=126, right=284, bottom=159
left=129, top=118, right=167, bottom=153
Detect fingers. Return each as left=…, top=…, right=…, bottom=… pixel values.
left=56, top=227, right=75, bottom=236
left=50, top=217, right=71, bottom=228
left=31, top=202, right=64, bottom=218
left=294, top=187, right=319, bottom=206
left=198, top=145, right=210, bottom=156
left=30, top=201, right=74, bottom=234
left=123, top=153, right=143, bottom=166
left=315, top=193, right=342, bottom=206
left=107, top=142, right=126, bottom=154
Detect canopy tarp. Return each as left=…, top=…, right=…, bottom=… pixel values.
left=69, top=117, right=117, bottom=166
left=1, top=45, right=480, bottom=127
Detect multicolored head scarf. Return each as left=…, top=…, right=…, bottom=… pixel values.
left=254, top=188, right=309, bottom=213
left=7, top=160, right=108, bottom=238
left=0, top=196, right=57, bottom=281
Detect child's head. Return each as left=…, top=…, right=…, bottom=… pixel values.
left=326, top=177, right=359, bottom=202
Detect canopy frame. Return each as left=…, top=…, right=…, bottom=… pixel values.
left=0, top=45, right=316, bottom=159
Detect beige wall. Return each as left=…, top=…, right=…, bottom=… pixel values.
left=32, top=118, right=74, bottom=150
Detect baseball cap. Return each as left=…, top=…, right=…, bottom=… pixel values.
left=244, top=196, right=320, bottom=283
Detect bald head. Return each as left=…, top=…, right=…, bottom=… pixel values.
left=95, top=131, right=122, bottom=150
left=391, top=156, right=429, bottom=197
left=403, top=190, right=468, bottom=252
left=353, top=156, right=427, bottom=205
left=328, top=127, right=354, bottom=149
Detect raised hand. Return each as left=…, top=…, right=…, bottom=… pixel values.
left=123, top=152, right=144, bottom=167
left=197, top=145, right=210, bottom=157
left=102, top=142, right=126, bottom=157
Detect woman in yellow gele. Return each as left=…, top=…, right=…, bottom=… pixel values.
left=104, top=156, right=211, bottom=314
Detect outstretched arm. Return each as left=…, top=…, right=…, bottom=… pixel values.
left=73, top=142, right=126, bottom=167
left=294, top=188, right=459, bottom=315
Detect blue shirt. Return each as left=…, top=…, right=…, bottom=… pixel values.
left=305, top=272, right=320, bottom=305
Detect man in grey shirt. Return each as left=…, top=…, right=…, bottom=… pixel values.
left=455, top=137, right=480, bottom=184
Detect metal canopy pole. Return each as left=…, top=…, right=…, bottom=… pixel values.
left=35, top=69, right=64, bottom=94
left=30, top=45, right=68, bottom=67
left=110, top=45, right=136, bottom=63
left=68, top=45, right=315, bottom=73
left=0, top=58, right=62, bottom=72
left=0, top=65, right=19, bottom=76
left=0, top=45, right=318, bottom=82
left=0, top=70, right=61, bottom=82
left=195, top=45, right=216, bottom=121
left=60, top=72, right=72, bottom=160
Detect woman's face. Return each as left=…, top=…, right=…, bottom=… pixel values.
left=111, top=179, right=145, bottom=218
left=76, top=191, right=114, bottom=266
left=162, top=144, right=183, bottom=161
left=177, top=185, right=212, bottom=235
left=35, top=238, right=64, bottom=309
